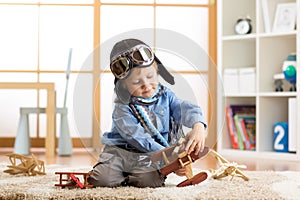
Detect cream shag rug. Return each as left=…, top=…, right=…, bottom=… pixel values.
left=0, top=162, right=300, bottom=200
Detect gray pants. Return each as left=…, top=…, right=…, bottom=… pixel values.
left=88, top=145, right=165, bottom=188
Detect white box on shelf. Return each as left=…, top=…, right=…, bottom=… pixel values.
left=288, top=98, right=297, bottom=152
left=223, top=68, right=239, bottom=94
left=239, top=67, right=256, bottom=93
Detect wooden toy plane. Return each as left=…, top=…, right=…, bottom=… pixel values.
left=151, top=143, right=210, bottom=187
left=55, top=172, right=93, bottom=189
left=4, top=153, right=46, bottom=176
left=209, top=149, right=249, bottom=181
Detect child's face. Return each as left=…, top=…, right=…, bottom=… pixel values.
left=123, top=63, right=159, bottom=98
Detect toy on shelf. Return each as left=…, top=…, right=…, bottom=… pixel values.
left=55, top=172, right=93, bottom=189
left=273, top=73, right=284, bottom=92
left=274, top=53, right=297, bottom=92
left=151, top=139, right=209, bottom=187
left=3, top=153, right=46, bottom=176
left=209, top=149, right=249, bottom=181
left=283, top=53, right=297, bottom=91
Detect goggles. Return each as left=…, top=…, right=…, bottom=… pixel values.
left=110, top=44, right=155, bottom=79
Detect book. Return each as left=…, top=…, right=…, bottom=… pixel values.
left=239, top=118, right=251, bottom=150
left=235, top=115, right=256, bottom=150
left=225, top=105, right=256, bottom=150
left=229, top=105, right=255, bottom=115
left=242, top=115, right=256, bottom=150
left=234, top=115, right=245, bottom=150
left=225, top=105, right=239, bottom=149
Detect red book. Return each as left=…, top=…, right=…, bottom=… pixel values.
left=225, top=106, right=239, bottom=149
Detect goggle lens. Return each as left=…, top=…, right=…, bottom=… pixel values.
left=110, top=57, right=130, bottom=79
left=131, top=47, right=153, bottom=64
left=110, top=45, right=154, bottom=79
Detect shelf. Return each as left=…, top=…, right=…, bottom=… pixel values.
left=258, top=92, right=297, bottom=97
left=259, top=31, right=297, bottom=38
left=224, top=93, right=256, bottom=97
left=222, top=34, right=256, bottom=41
left=222, top=31, right=297, bottom=41
left=225, top=92, right=298, bottom=98
left=217, top=0, right=299, bottom=161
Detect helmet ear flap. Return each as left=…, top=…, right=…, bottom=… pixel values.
left=115, top=80, right=131, bottom=104
left=155, top=56, right=175, bottom=85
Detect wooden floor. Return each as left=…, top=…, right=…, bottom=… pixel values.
left=1, top=147, right=300, bottom=171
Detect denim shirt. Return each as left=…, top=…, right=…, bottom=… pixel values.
left=102, top=86, right=207, bottom=153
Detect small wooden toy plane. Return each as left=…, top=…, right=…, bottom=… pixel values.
left=209, top=149, right=249, bottom=181
left=151, top=141, right=210, bottom=187
left=4, top=153, right=46, bottom=176
left=151, top=138, right=250, bottom=186
left=55, top=172, right=93, bottom=189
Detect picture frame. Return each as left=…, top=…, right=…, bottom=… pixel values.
left=272, top=3, right=296, bottom=33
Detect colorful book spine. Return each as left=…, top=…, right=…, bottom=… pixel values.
left=225, top=105, right=239, bottom=149
left=225, top=105, right=256, bottom=150
left=236, top=115, right=255, bottom=150
left=240, top=118, right=251, bottom=150
left=241, top=115, right=256, bottom=150
left=234, top=115, right=245, bottom=150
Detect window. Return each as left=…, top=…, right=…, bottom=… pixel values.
left=0, top=0, right=213, bottom=149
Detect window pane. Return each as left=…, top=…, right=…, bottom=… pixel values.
left=39, top=73, right=93, bottom=138
left=101, top=0, right=153, bottom=3
left=0, top=0, right=93, bottom=3
left=0, top=89, right=37, bottom=137
left=100, top=0, right=208, bottom=3
left=156, top=6, right=208, bottom=71
left=0, top=72, right=37, bottom=82
left=100, top=6, right=155, bottom=70
left=100, top=73, right=115, bottom=136
left=0, top=6, right=38, bottom=70
left=39, top=6, right=94, bottom=71
left=155, top=49, right=197, bottom=71
left=40, top=0, right=93, bottom=4
left=39, top=73, right=68, bottom=108
left=156, top=0, right=208, bottom=4
left=72, top=73, right=93, bottom=138
left=163, top=73, right=208, bottom=120
left=156, top=6, right=208, bottom=49
left=0, top=0, right=38, bottom=3
left=0, top=73, right=38, bottom=137
left=0, top=73, right=37, bottom=137
left=100, top=6, right=154, bottom=43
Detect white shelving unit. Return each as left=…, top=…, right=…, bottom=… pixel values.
left=217, top=0, right=299, bottom=160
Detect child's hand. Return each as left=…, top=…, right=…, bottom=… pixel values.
left=184, top=122, right=206, bottom=155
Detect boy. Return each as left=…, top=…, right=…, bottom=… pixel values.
left=88, top=38, right=207, bottom=188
